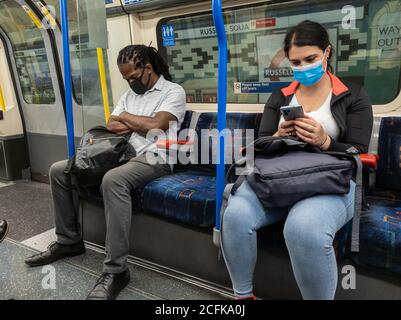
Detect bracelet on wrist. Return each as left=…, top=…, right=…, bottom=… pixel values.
left=318, top=134, right=329, bottom=148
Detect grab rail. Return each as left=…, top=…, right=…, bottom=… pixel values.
left=212, top=0, right=228, bottom=246
left=97, top=48, right=111, bottom=123
left=60, top=0, right=75, bottom=158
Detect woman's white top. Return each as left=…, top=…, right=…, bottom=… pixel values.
left=279, top=91, right=340, bottom=140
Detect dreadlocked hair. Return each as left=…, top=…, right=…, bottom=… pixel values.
left=117, top=45, right=173, bottom=82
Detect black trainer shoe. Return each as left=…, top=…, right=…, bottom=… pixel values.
left=24, top=241, right=86, bottom=267
left=0, top=220, right=9, bottom=243
left=86, top=269, right=130, bottom=300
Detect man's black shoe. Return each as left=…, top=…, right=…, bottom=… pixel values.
left=86, top=269, right=130, bottom=300
left=0, top=220, right=9, bottom=243
left=24, top=241, right=85, bottom=267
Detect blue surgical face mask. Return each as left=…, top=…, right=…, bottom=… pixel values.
left=291, top=50, right=328, bottom=86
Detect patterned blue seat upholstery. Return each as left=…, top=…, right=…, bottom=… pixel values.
left=376, top=117, right=401, bottom=192
left=351, top=117, right=401, bottom=275
left=141, top=112, right=262, bottom=226
left=352, top=197, right=401, bottom=274
left=142, top=171, right=216, bottom=226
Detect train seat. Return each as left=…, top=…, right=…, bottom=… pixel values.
left=82, top=112, right=398, bottom=265
left=375, top=117, right=401, bottom=192
left=141, top=111, right=262, bottom=226
left=140, top=111, right=352, bottom=259
left=353, top=117, right=401, bottom=275
left=142, top=170, right=216, bottom=226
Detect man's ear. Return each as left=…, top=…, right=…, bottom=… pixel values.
left=145, top=63, right=154, bottom=75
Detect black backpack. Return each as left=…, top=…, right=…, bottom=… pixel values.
left=64, top=126, right=136, bottom=188
left=221, top=136, right=363, bottom=252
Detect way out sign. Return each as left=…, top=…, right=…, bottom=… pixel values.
left=162, top=24, right=176, bottom=47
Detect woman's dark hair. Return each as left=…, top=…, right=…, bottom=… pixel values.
left=284, top=20, right=334, bottom=71
left=117, top=45, right=173, bottom=81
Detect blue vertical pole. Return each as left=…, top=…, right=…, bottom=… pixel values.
left=212, top=0, right=227, bottom=241
left=60, top=0, right=75, bottom=158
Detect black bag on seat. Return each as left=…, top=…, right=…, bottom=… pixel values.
left=221, top=136, right=363, bottom=252
left=64, top=126, right=136, bottom=188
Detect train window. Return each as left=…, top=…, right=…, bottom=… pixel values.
left=157, top=0, right=401, bottom=106
left=45, top=0, right=114, bottom=108
left=0, top=1, right=56, bottom=105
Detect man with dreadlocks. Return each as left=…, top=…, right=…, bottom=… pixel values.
left=24, top=45, right=186, bottom=300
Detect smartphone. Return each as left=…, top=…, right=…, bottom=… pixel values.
left=280, top=105, right=305, bottom=121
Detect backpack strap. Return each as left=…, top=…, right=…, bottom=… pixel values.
left=220, top=183, right=234, bottom=223
left=350, top=153, right=363, bottom=252
left=231, top=175, right=246, bottom=195
left=253, top=135, right=306, bottom=154
left=216, top=183, right=235, bottom=249
left=64, top=156, right=75, bottom=174
left=219, top=178, right=246, bottom=222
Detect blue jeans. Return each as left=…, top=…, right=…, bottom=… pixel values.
left=221, top=179, right=356, bottom=300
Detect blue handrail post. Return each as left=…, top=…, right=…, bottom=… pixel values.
left=60, top=0, right=75, bottom=158
left=212, top=0, right=228, bottom=247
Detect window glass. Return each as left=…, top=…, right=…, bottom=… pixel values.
left=44, top=0, right=113, bottom=108
left=157, top=0, right=401, bottom=105
left=0, top=0, right=56, bottom=104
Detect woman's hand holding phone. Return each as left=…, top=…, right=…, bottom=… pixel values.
left=274, top=120, right=296, bottom=137
left=274, top=114, right=331, bottom=150
left=293, top=115, right=331, bottom=150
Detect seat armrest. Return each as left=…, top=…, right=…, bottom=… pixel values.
left=156, top=140, right=195, bottom=150
left=360, top=153, right=379, bottom=168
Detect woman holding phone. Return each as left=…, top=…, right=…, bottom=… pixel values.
left=221, top=20, right=373, bottom=300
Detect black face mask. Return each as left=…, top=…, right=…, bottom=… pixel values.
left=129, top=69, right=151, bottom=95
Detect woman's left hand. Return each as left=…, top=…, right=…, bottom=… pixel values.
left=293, top=115, right=331, bottom=150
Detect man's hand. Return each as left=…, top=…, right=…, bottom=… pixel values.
left=118, top=111, right=177, bottom=134
left=110, top=115, right=122, bottom=122
left=107, top=115, right=132, bottom=134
